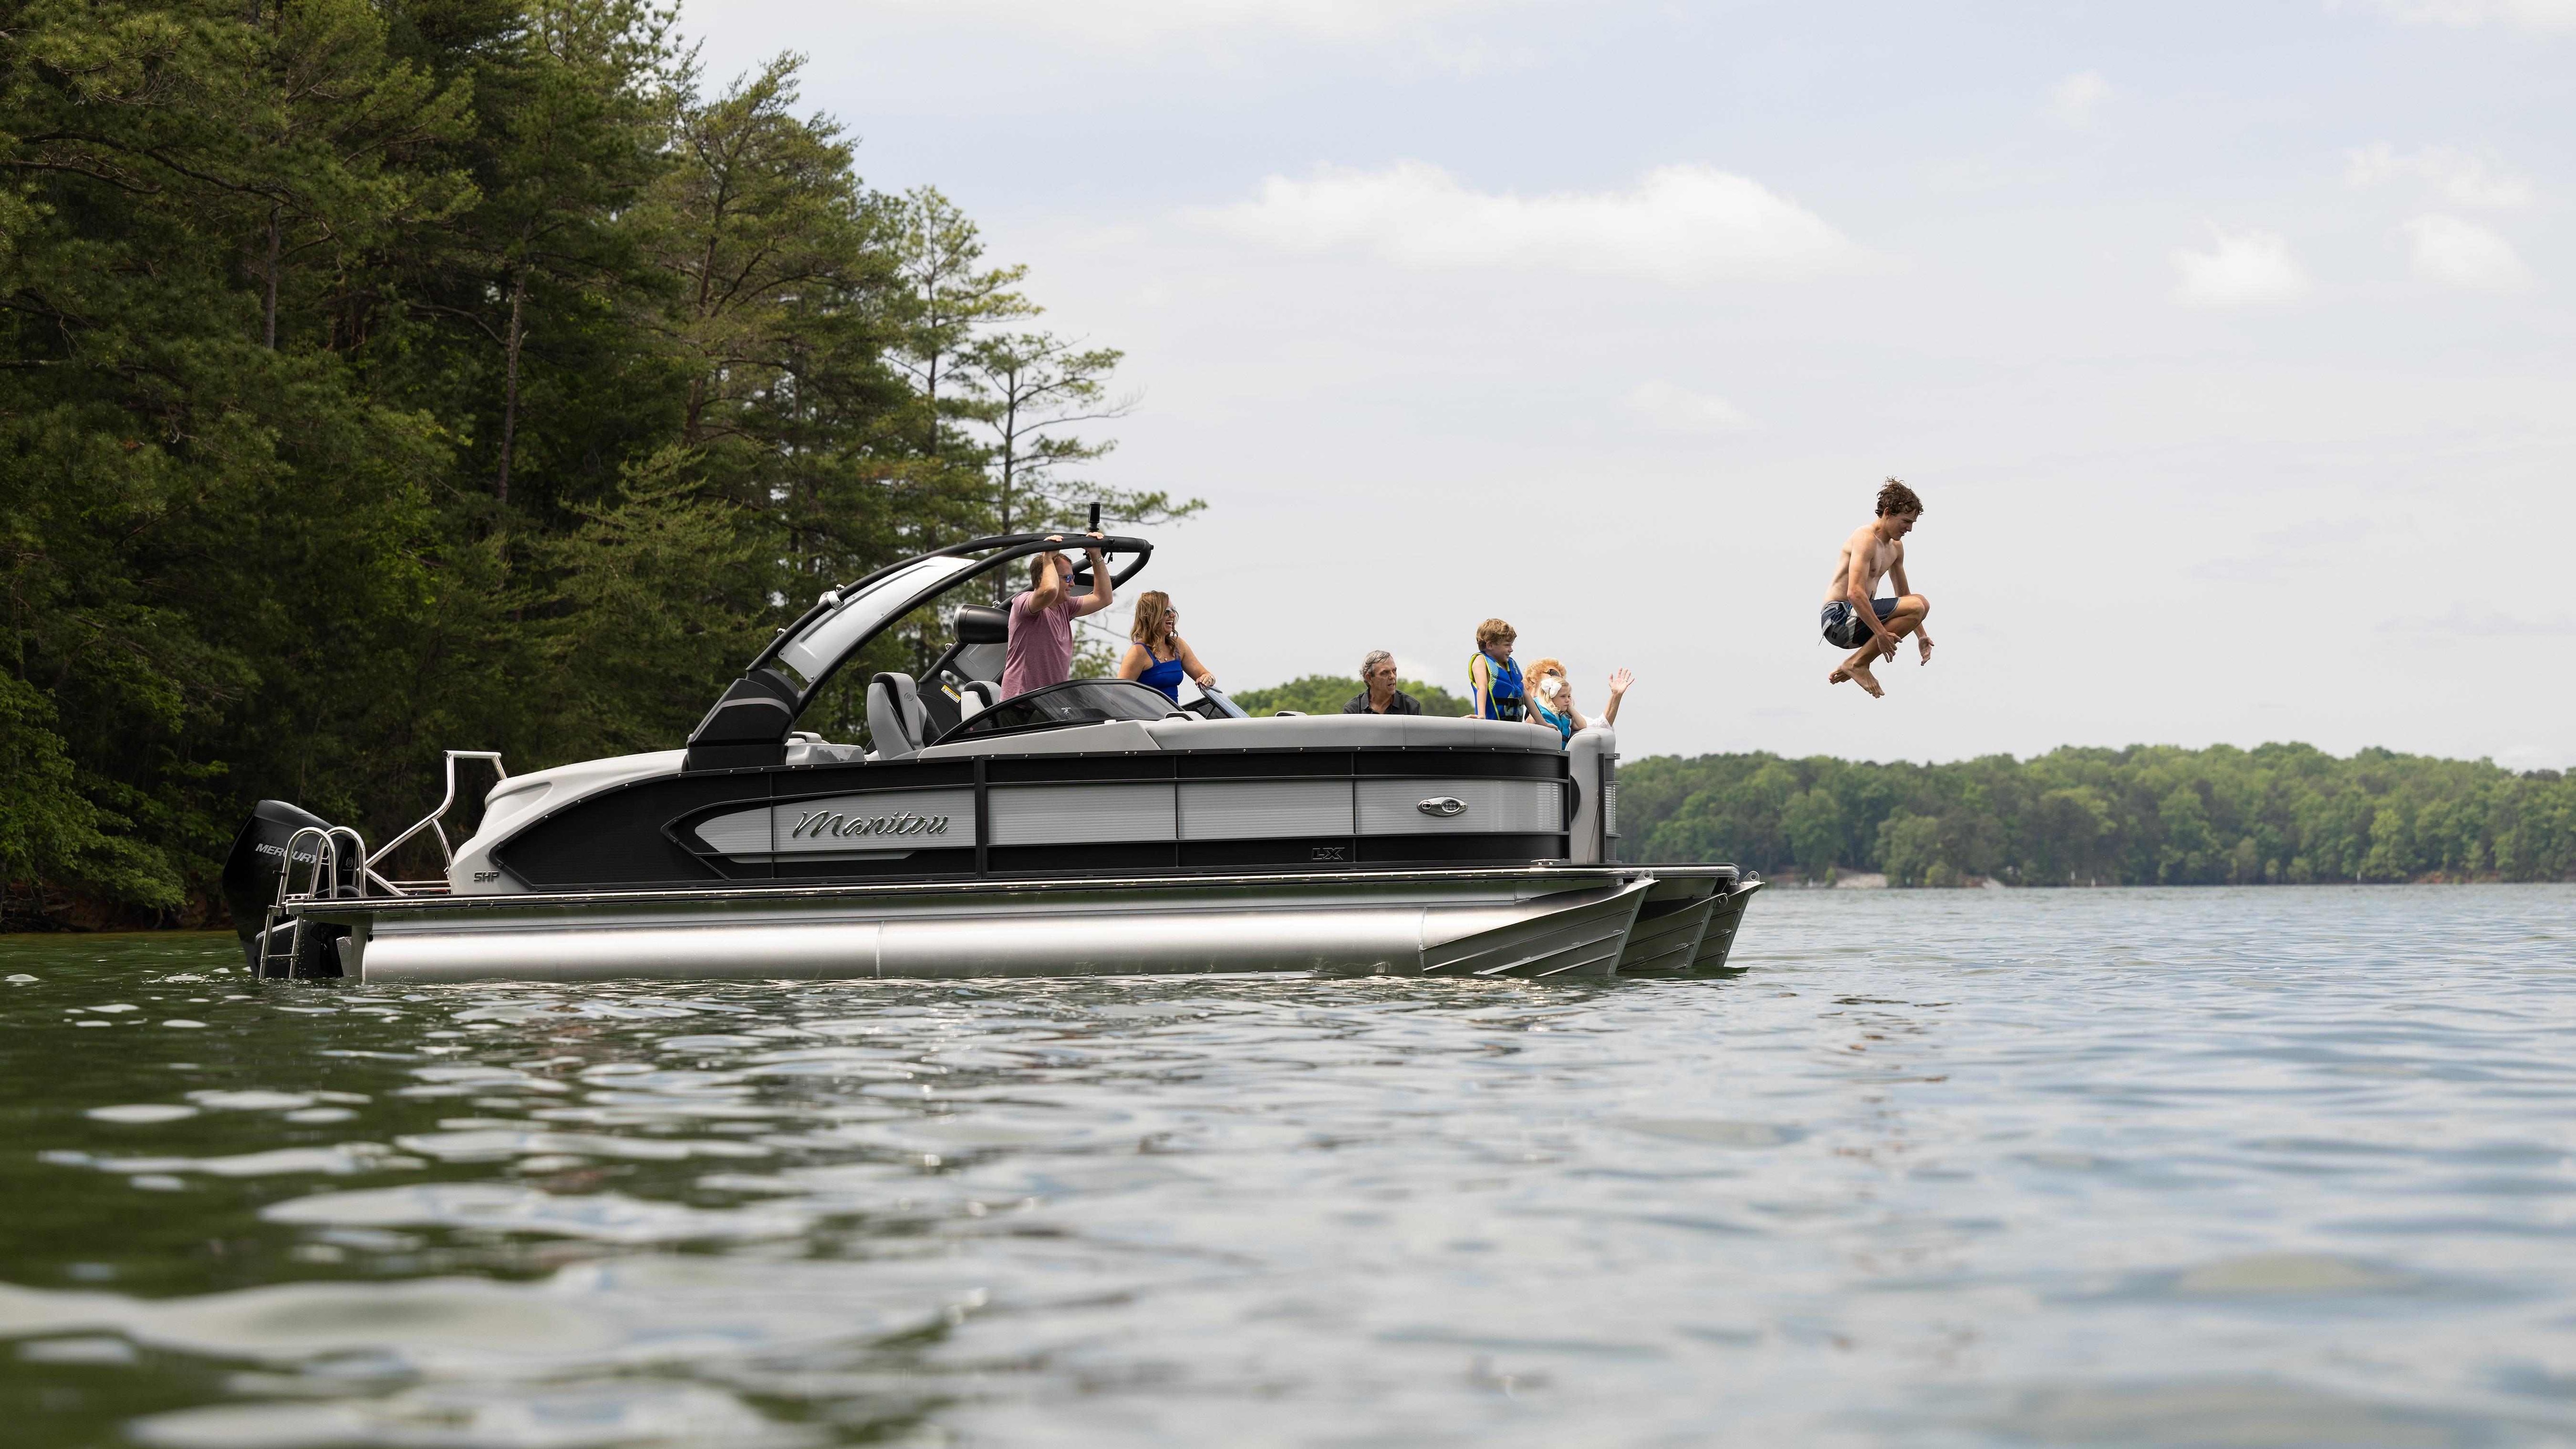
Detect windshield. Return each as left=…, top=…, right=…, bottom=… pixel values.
left=773, top=555, right=983, bottom=689
left=941, top=679, right=1179, bottom=742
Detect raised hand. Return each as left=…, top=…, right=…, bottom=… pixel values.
left=1606, top=667, right=1634, bottom=698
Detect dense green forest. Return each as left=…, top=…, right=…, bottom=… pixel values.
left=0, top=0, right=1192, bottom=925
left=1621, top=745, right=2576, bottom=886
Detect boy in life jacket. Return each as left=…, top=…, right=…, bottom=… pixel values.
left=1468, top=618, right=1537, bottom=725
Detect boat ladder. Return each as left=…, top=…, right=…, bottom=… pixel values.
left=257, top=750, right=506, bottom=977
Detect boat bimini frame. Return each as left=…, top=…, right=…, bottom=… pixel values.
left=687, top=508, right=1163, bottom=772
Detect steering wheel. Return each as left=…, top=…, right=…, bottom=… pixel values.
left=1183, top=686, right=1249, bottom=720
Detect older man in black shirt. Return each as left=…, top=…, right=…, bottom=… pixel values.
left=1343, top=649, right=1423, bottom=715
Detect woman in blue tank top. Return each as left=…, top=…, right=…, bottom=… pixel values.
left=1117, top=591, right=1216, bottom=703
left=1467, top=617, right=1531, bottom=722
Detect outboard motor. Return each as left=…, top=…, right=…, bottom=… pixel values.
left=220, top=801, right=355, bottom=979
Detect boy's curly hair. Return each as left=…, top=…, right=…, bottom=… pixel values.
left=1876, top=478, right=1924, bottom=516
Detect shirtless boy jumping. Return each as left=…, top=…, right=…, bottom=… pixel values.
left=1821, top=479, right=1934, bottom=698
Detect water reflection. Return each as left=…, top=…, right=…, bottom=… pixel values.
left=2, top=887, right=2574, bottom=1444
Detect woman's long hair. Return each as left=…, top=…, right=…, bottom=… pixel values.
left=1129, top=591, right=1174, bottom=647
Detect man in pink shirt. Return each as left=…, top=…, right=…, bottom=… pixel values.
left=999, top=532, right=1113, bottom=698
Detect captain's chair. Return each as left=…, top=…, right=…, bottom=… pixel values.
left=917, top=605, right=1010, bottom=739
left=867, top=673, right=931, bottom=760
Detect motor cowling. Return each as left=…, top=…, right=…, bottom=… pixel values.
left=220, top=801, right=353, bottom=978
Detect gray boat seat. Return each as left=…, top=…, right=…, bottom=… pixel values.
left=868, top=673, right=930, bottom=760
left=784, top=739, right=868, bottom=766
left=948, top=605, right=1007, bottom=686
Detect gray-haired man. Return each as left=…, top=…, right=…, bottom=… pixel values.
left=1343, top=650, right=1423, bottom=715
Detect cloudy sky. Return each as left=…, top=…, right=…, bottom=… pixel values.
left=686, top=0, right=2571, bottom=767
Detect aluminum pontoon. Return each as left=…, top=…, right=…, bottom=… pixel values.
left=222, top=526, right=1760, bottom=984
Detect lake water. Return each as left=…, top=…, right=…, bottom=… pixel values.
left=4, top=886, right=2574, bottom=1447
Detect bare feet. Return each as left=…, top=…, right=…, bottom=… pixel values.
left=1828, top=665, right=1852, bottom=684
left=1844, top=660, right=1884, bottom=698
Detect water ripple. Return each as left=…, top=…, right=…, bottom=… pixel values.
left=2, top=887, right=2574, bottom=1444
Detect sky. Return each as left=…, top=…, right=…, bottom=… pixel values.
left=682, top=0, right=2573, bottom=767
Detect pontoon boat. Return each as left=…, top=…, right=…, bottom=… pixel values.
left=222, top=527, right=1759, bottom=983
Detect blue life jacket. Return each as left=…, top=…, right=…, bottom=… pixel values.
left=1471, top=652, right=1527, bottom=722
left=1534, top=701, right=1575, bottom=745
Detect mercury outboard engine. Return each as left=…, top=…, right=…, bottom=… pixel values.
left=220, top=801, right=355, bottom=979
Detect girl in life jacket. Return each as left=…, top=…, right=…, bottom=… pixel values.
left=1468, top=617, right=1532, bottom=723
left=1527, top=658, right=1636, bottom=747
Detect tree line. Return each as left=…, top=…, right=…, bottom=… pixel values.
left=1620, top=744, right=2576, bottom=886
left=1219, top=690, right=2571, bottom=888
left=1228, top=675, right=1473, bottom=719
left=0, top=0, right=1192, bottom=925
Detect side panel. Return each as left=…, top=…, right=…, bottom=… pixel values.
left=689, top=788, right=976, bottom=862
left=496, top=761, right=974, bottom=889
left=1357, top=778, right=1565, bottom=836
left=449, top=751, right=685, bottom=895
left=494, top=773, right=755, bottom=888
left=989, top=782, right=1178, bottom=845
left=1179, top=780, right=1352, bottom=839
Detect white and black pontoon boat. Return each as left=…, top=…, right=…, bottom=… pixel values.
left=221, top=525, right=1759, bottom=984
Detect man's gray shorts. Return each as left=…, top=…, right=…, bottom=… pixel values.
left=1821, top=597, right=1899, bottom=650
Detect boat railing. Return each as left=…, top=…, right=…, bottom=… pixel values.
left=269, top=750, right=502, bottom=917
left=363, top=750, right=507, bottom=893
